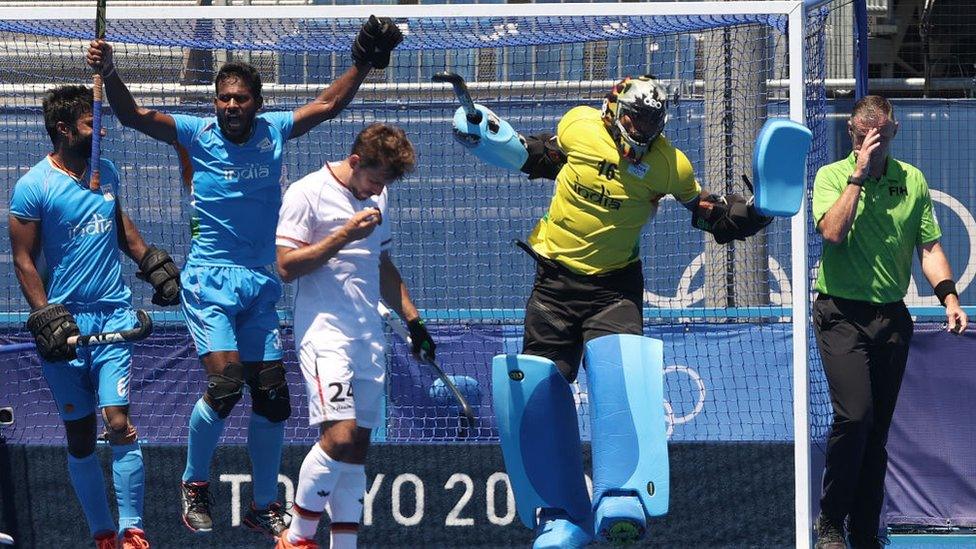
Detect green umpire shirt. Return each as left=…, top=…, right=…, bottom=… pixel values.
left=812, top=152, right=941, bottom=304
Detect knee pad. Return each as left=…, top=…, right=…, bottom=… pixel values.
left=206, top=361, right=246, bottom=419
left=492, top=353, right=591, bottom=529
left=249, top=360, right=291, bottom=423
left=585, top=335, right=669, bottom=519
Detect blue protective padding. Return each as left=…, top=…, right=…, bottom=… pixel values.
left=492, top=354, right=591, bottom=528
left=752, top=118, right=813, bottom=217
left=584, top=334, right=669, bottom=518
left=453, top=105, right=529, bottom=172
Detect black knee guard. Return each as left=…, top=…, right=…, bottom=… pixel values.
left=206, top=361, right=245, bottom=419
left=248, top=360, right=291, bottom=423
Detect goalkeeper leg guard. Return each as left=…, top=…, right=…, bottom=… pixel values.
left=491, top=353, right=592, bottom=544
left=585, top=334, right=669, bottom=544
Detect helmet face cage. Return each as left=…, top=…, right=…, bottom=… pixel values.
left=601, top=76, right=669, bottom=162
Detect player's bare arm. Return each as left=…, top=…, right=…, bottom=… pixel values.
left=276, top=208, right=382, bottom=282
left=114, top=205, right=181, bottom=307
left=8, top=215, right=46, bottom=310
left=918, top=240, right=968, bottom=333
left=114, top=206, right=149, bottom=263
left=86, top=39, right=177, bottom=144
left=379, top=251, right=420, bottom=323
left=290, top=16, right=403, bottom=139
left=379, top=251, right=434, bottom=359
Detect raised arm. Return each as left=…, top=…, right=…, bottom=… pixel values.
left=290, top=16, right=403, bottom=139
left=87, top=40, right=177, bottom=144
left=9, top=216, right=47, bottom=310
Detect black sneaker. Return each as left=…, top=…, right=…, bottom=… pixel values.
left=180, top=481, right=214, bottom=533
left=848, top=532, right=889, bottom=549
left=815, top=514, right=847, bottom=549
left=243, top=501, right=291, bottom=539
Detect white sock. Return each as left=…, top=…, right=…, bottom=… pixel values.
left=289, top=443, right=350, bottom=542
left=326, top=465, right=366, bottom=549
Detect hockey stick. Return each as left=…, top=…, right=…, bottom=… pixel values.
left=89, top=0, right=107, bottom=191
left=377, top=302, right=476, bottom=430
left=0, top=309, right=153, bottom=355
left=432, top=71, right=482, bottom=125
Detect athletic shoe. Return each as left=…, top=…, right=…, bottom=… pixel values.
left=814, top=514, right=847, bottom=549
left=92, top=531, right=116, bottom=549
left=181, top=481, right=214, bottom=533
left=119, top=528, right=151, bottom=549
left=274, top=529, right=320, bottom=548
left=243, top=501, right=290, bottom=539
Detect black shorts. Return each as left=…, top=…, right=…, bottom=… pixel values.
left=522, top=257, right=643, bottom=381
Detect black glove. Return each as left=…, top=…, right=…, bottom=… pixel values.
left=137, top=245, right=181, bottom=306
left=351, top=15, right=403, bottom=69
left=407, top=318, right=436, bottom=361
left=692, top=176, right=773, bottom=244
left=26, top=303, right=79, bottom=362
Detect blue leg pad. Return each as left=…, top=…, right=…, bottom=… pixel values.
left=533, top=509, right=594, bottom=549
left=492, top=354, right=591, bottom=529
left=585, top=334, right=669, bottom=540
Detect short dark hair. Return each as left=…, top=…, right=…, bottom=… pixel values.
left=351, top=123, right=416, bottom=181
left=850, top=95, right=894, bottom=123
left=42, top=85, right=93, bottom=146
left=214, top=61, right=262, bottom=99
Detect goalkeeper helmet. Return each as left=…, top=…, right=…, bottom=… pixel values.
left=601, top=76, right=668, bottom=163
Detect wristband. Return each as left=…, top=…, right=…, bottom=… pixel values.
left=934, top=279, right=958, bottom=306
left=102, top=64, right=117, bottom=78
left=847, top=175, right=864, bottom=187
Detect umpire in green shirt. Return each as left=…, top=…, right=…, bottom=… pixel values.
left=811, top=95, right=968, bottom=549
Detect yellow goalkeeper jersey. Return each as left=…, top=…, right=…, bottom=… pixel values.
left=528, top=106, right=701, bottom=275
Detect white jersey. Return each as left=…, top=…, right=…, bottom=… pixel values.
left=276, top=163, right=392, bottom=348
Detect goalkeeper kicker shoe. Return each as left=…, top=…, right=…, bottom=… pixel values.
left=243, top=501, right=291, bottom=539
left=181, top=481, right=214, bottom=533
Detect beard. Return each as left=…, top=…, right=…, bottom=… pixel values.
left=68, top=133, right=93, bottom=159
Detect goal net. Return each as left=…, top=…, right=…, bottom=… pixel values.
left=0, top=0, right=828, bottom=523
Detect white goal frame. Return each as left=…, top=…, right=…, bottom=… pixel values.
left=0, top=3, right=814, bottom=546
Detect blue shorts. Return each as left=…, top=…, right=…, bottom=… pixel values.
left=180, top=264, right=283, bottom=361
left=42, top=307, right=137, bottom=421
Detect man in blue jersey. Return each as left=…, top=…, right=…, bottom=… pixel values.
left=87, top=15, right=404, bottom=539
left=9, top=85, right=180, bottom=549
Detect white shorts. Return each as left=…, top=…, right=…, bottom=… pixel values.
left=299, top=337, right=386, bottom=429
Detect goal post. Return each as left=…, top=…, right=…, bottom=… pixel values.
left=0, top=3, right=826, bottom=546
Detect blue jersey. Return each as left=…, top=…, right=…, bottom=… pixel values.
left=173, top=112, right=294, bottom=267
left=9, top=156, right=131, bottom=311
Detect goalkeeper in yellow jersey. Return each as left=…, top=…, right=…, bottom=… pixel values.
left=453, top=75, right=772, bottom=547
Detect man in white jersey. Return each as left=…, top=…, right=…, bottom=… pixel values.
left=87, top=17, right=404, bottom=538
left=274, top=124, right=433, bottom=548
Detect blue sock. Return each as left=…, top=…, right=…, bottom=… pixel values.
left=67, top=452, right=115, bottom=537
left=183, top=398, right=225, bottom=483
left=248, top=413, right=284, bottom=509
left=112, top=443, right=145, bottom=533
